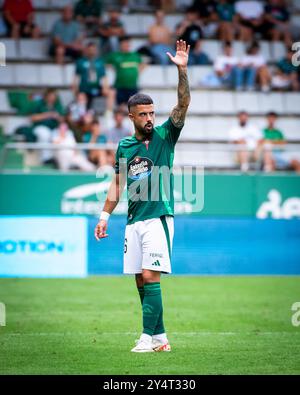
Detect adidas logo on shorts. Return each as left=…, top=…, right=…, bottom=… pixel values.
left=152, top=260, right=161, bottom=266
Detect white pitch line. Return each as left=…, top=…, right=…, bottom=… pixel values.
left=1, top=331, right=300, bottom=337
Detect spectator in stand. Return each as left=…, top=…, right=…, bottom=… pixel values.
left=73, top=42, right=115, bottom=111
left=82, top=119, right=112, bottom=168
left=216, top=0, right=237, bottom=42
left=260, top=112, right=300, bottom=172
left=66, top=92, right=90, bottom=142
left=214, top=41, right=239, bottom=89
left=176, top=7, right=211, bottom=65
left=237, top=41, right=271, bottom=92
left=3, top=0, right=40, bottom=39
left=235, top=0, right=266, bottom=42
left=148, top=9, right=174, bottom=65
left=105, top=108, right=131, bottom=143
left=98, top=8, right=125, bottom=55
left=264, top=0, right=292, bottom=45
left=31, top=89, right=65, bottom=164
left=192, top=0, right=219, bottom=38
left=271, top=49, right=300, bottom=91
left=229, top=111, right=262, bottom=172
left=52, top=121, right=95, bottom=172
left=105, top=36, right=146, bottom=106
left=49, top=5, right=84, bottom=64
left=74, top=0, right=103, bottom=37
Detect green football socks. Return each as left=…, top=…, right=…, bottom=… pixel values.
left=141, top=282, right=165, bottom=336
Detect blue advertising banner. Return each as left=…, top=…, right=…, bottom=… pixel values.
left=88, top=216, right=300, bottom=275
left=0, top=217, right=88, bottom=277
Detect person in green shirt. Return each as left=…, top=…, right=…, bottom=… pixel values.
left=31, top=88, right=65, bottom=164
left=95, top=40, right=191, bottom=353
left=105, top=35, right=146, bottom=106
left=261, top=111, right=300, bottom=172
left=74, top=42, right=115, bottom=111
left=74, top=0, right=102, bottom=37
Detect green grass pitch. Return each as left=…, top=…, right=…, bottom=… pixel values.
left=0, top=276, right=299, bottom=375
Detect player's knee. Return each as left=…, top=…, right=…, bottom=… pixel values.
left=142, top=270, right=161, bottom=284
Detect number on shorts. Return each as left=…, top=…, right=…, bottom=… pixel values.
left=124, top=238, right=127, bottom=254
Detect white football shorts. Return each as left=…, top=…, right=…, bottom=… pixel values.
left=123, top=215, right=174, bottom=274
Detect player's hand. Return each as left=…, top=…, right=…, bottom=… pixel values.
left=166, top=40, right=190, bottom=68
left=94, top=220, right=109, bottom=241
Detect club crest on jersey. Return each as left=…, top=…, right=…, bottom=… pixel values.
left=128, top=156, right=154, bottom=180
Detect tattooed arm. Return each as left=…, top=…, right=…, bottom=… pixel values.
left=167, top=40, right=191, bottom=128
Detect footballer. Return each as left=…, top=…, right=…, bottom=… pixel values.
left=95, top=40, right=190, bottom=352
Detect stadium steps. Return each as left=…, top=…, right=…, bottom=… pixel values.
left=0, top=37, right=292, bottom=64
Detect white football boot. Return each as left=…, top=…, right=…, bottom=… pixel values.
left=131, top=335, right=154, bottom=353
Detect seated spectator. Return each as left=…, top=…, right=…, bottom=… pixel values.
left=264, top=0, right=292, bottom=45
left=216, top=0, right=237, bottom=42
left=73, top=42, right=115, bottom=111
left=176, top=7, right=211, bottom=65
left=98, top=8, right=125, bottom=55
left=30, top=89, right=65, bottom=164
left=67, top=91, right=90, bottom=142
left=52, top=121, right=95, bottom=172
left=105, top=36, right=146, bottom=106
left=82, top=119, right=112, bottom=168
left=3, top=0, right=40, bottom=39
left=237, top=41, right=271, bottom=91
left=271, top=49, right=300, bottom=91
left=192, top=0, right=219, bottom=38
left=235, top=0, right=265, bottom=42
left=148, top=9, right=174, bottom=65
left=105, top=108, right=131, bottom=143
left=49, top=5, right=84, bottom=64
left=229, top=111, right=262, bottom=172
left=213, top=41, right=239, bottom=89
left=74, top=0, right=103, bottom=37
left=260, top=112, right=300, bottom=172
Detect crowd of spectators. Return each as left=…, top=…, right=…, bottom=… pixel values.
left=1, top=0, right=300, bottom=172
left=230, top=110, right=300, bottom=172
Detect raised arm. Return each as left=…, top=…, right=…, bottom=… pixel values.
left=167, top=40, right=191, bottom=127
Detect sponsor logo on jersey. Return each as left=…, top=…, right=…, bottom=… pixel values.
left=128, top=156, right=154, bottom=180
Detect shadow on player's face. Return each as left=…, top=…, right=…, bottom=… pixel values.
left=129, top=104, right=155, bottom=137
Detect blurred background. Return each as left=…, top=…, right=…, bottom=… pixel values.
left=0, top=0, right=299, bottom=277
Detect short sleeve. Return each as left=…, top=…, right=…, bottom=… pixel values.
left=160, top=117, right=184, bottom=147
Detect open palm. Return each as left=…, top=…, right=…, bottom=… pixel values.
left=167, top=40, right=190, bottom=67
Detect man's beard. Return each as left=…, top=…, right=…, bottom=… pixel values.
left=137, top=122, right=154, bottom=137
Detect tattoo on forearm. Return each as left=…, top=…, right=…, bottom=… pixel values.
left=170, top=67, right=190, bottom=127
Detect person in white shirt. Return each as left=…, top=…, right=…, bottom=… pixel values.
left=235, top=0, right=265, bottom=41
left=237, top=41, right=271, bottom=91
left=229, top=111, right=262, bottom=171
left=52, top=121, right=95, bottom=172
left=214, top=41, right=239, bottom=89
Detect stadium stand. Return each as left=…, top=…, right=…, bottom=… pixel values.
left=0, top=0, right=299, bottom=172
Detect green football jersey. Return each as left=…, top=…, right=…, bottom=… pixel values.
left=115, top=117, right=183, bottom=224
